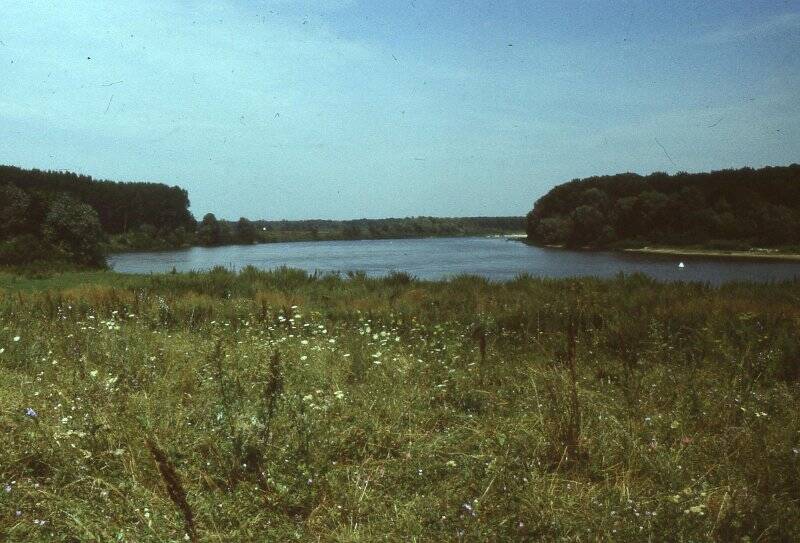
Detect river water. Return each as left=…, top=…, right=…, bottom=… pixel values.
left=108, top=236, right=800, bottom=285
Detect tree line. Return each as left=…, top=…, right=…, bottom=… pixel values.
left=1, top=165, right=524, bottom=267
left=526, top=164, right=800, bottom=250
left=188, top=214, right=524, bottom=246
left=0, top=165, right=195, bottom=266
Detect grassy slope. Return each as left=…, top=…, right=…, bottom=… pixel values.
left=1, top=268, right=799, bottom=541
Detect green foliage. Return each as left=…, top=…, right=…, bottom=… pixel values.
left=42, top=196, right=106, bottom=267
left=0, top=165, right=195, bottom=235
left=197, top=213, right=223, bottom=246
left=234, top=217, right=258, bottom=245
left=0, top=184, right=30, bottom=236
left=0, top=165, right=196, bottom=264
left=252, top=216, right=525, bottom=243
left=527, top=164, right=800, bottom=248
left=1, top=270, right=799, bottom=540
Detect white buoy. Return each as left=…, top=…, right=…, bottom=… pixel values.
left=678, top=262, right=685, bottom=268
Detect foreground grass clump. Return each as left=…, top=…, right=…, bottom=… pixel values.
left=1, top=267, right=799, bottom=541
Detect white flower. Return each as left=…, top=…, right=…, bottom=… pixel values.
left=334, top=390, right=345, bottom=400
left=13, top=336, right=20, bottom=342
left=90, top=370, right=99, bottom=378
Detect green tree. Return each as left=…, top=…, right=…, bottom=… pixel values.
left=535, top=216, right=573, bottom=245
left=43, top=195, right=106, bottom=266
left=569, top=205, right=605, bottom=246
left=197, top=213, right=222, bottom=246
left=0, top=183, right=31, bottom=235
left=235, top=217, right=258, bottom=244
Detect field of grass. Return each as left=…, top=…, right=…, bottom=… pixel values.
left=1, top=267, right=799, bottom=541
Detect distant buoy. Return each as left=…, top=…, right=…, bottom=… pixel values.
left=678, top=262, right=685, bottom=268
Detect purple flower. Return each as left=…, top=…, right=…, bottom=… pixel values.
left=25, top=407, right=38, bottom=418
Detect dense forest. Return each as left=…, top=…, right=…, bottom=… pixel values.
left=0, top=166, right=195, bottom=266
left=526, top=164, right=800, bottom=250
left=1, top=165, right=524, bottom=266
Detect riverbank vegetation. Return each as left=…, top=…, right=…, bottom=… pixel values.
left=1, top=165, right=523, bottom=266
left=196, top=215, right=525, bottom=246
left=0, top=166, right=195, bottom=266
left=526, top=164, right=800, bottom=252
left=1, top=268, right=798, bottom=540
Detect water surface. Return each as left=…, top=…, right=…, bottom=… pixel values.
left=108, top=237, right=800, bottom=285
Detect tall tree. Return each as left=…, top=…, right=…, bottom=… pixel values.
left=197, top=213, right=223, bottom=246
left=42, top=195, right=106, bottom=266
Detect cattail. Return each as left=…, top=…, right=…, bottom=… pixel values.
left=146, top=438, right=198, bottom=542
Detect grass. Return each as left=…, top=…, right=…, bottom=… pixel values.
left=1, top=266, right=799, bottom=541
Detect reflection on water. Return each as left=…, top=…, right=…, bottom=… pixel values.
left=108, top=237, right=800, bottom=285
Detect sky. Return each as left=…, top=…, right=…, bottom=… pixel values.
left=1, top=1, right=799, bottom=220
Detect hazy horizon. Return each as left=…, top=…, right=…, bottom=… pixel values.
left=3, top=1, right=799, bottom=220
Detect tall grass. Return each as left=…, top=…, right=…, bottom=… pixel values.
left=0, top=268, right=799, bottom=540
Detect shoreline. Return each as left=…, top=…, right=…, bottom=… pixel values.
left=521, top=239, right=800, bottom=262
left=105, top=232, right=528, bottom=255
left=623, top=247, right=800, bottom=261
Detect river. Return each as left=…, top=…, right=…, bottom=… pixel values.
left=108, top=236, right=800, bottom=285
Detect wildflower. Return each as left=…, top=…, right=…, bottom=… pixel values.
left=13, top=336, right=20, bottom=342
left=25, top=407, right=38, bottom=418
left=684, top=505, right=705, bottom=515
left=334, top=390, right=345, bottom=400
left=90, top=370, right=99, bottom=378
left=4, top=484, right=11, bottom=493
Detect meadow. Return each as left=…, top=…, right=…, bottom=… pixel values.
left=1, top=267, right=799, bottom=541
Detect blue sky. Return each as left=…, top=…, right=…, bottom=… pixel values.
left=2, top=1, right=799, bottom=219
